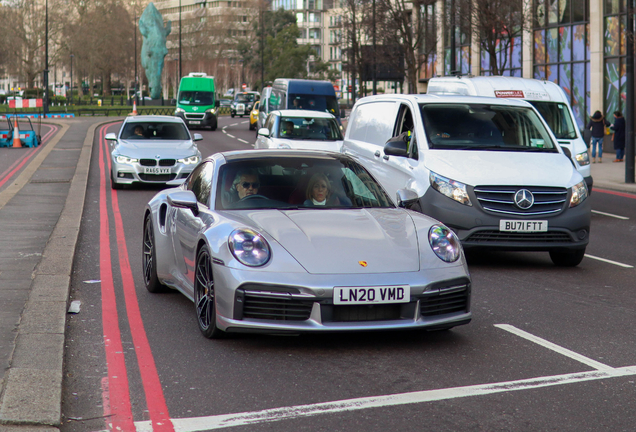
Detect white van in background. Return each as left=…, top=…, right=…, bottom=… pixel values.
left=426, top=76, right=592, bottom=191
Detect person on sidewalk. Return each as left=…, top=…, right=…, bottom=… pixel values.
left=586, top=111, right=610, bottom=163
left=611, top=111, right=625, bottom=162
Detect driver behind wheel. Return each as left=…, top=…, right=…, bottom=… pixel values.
left=233, top=169, right=260, bottom=200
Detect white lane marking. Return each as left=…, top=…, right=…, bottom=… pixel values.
left=226, top=134, right=236, bottom=139
left=237, top=138, right=249, bottom=144
left=231, top=123, right=239, bottom=126
left=592, top=210, right=629, bottom=220
left=133, top=325, right=633, bottom=431
left=495, top=324, right=614, bottom=371
left=134, top=366, right=636, bottom=431
left=584, top=254, right=634, bottom=268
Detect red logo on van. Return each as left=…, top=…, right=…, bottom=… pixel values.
left=494, top=90, right=525, bottom=98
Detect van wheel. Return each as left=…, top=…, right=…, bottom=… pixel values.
left=549, top=248, right=586, bottom=267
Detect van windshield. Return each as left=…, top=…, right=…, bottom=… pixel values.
left=289, top=94, right=340, bottom=117
left=179, top=91, right=214, bottom=106
left=526, top=101, right=578, bottom=139
left=420, top=103, right=558, bottom=152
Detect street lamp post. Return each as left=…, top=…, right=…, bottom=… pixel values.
left=43, top=0, right=49, bottom=114
left=134, top=12, right=139, bottom=105
left=179, top=0, right=182, bottom=82
left=70, top=54, right=74, bottom=106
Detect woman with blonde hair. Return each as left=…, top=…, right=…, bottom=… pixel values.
left=304, top=173, right=339, bottom=206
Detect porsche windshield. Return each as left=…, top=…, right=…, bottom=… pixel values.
left=216, top=156, right=393, bottom=210
left=420, top=103, right=558, bottom=152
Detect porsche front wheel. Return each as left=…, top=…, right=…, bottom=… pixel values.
left=194, top=245, right=224, bottom=338
left=142, top=215, right=168, bottom=293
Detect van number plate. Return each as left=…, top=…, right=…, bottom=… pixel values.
left=499, top=220, right=548, bottom=232
left=334, top=285, right=409, bottom=305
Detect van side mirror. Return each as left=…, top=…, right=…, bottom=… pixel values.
left=257, top=128, right=270, bottom=137
left=105, top=133, right=117, bottom=141
left=384, top=137, right=408, bottom=157
left=215, top=100, right=220, bottom=108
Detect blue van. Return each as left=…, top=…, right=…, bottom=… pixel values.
left=270, top=79, right=341, bottom=125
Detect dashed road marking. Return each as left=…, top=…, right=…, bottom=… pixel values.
left=237, top=138, right=249, bottom=144
left=584, top=254, right=633, bottom=268
left=133, top=325, right=635, bottom=431
left=591, top=210, right=629, bottom=220
left=226, top=134, right=236, bottom=139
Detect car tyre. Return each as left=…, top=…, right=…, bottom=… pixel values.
left=231, top=112, right=235, bottom=118
left=194, top=245, right=225, bottom=339
left=549, top=247, right=586, bottom=267
left=110, top=171, right=123, bottom=190
left=143, top=215, right=169, bottom=293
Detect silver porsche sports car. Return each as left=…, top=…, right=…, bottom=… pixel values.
left=142, top=150, right=471, bottom=338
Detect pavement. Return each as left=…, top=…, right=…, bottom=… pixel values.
left=0, top=121, right=634, bottom=431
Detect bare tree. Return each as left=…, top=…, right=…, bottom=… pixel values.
left=463, top=0, right=525, bottom=75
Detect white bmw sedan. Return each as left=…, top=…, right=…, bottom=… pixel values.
left=255, top=110, right=343, bottom=152
left=106, top=115, right=202, bottom=189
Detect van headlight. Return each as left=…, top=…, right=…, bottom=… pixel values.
left=205, top=108, right=216, bottom=114
left=430, top=172, right=472, bottom=206
left=115, top=155, right=139, bottom=164
left=429, top=224, right=461, bottom=262
left=570, top=180, right=588, bottom=207
left=177, top=155, right=200, bottom=165
left=175, top=107, right=185, bottom=114
left=229, top=229, right=271, bottom=267
left=575, top=151, right=590, bottom=166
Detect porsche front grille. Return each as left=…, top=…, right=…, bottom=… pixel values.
left=242, top=292, right=313, bottom=321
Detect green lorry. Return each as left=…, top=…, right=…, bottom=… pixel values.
left=174, top=72, right=219, bottom=131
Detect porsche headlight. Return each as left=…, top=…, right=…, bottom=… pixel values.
left=575, top=151, right=590, bottom=166
left=115, top=155, right=139, bottom=164
left=429, top=172, right=472, bottom=206
left=229, top=229, right=271, bottom=267
left=177, top=155, right=200, bottom=165
left=175, top=107, right=185, bottom=114
left=570, top=180, right=588, bottom=207
left=429, top=224, right=461, bottom=263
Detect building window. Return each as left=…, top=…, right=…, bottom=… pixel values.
left=533, top=0, right=590, bottom=128
left=444, top=0, right=471, bottom=75
left=604, top=0, right=627, bottom=117
left=419, top=3, right=437, bottom=80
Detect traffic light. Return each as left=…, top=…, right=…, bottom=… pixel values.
left=347, top=85, right=352, bottom=92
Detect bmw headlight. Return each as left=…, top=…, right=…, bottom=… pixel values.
left=575, top=151, right=590, bottom=166
left=429, top=172, right=472, bottom=206
left=229, top=229, right=271, bottom=267
left=115, top=155, right=139, bottom=164
left=177, top=155, right=200, bottom=165
left=570, top=180, right=588, bottom=207
left=429, top=224, right=461, bottom=262
left=175, top=107, right=185, bottom=114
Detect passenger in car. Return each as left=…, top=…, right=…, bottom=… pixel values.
left=303, top=173, right=351, bottom=206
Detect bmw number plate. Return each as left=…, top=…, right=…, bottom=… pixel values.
left=499, top=220, right=548, bottom=232
left=333, top=285, right=409, bottom=305
left=143, top=167, right=171, bottom=175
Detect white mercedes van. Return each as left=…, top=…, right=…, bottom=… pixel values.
left=426, top=76, right=592, bottom=191
left=341, top=94, right=591, bottom=266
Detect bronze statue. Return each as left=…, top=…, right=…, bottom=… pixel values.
left=139, top=3, right=171, bottom=100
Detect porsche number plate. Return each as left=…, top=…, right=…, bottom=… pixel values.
left=333, top=285, right=409, bottom=305
left=499, top=220, right=548, bottom=232
left=189, top=120, right=201, bottom=125
left=143, top=167, right=171, bottom=175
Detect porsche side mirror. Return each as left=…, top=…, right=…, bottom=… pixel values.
left=396, top=189, right=419, bottom=208
left=167, top=190, right=199, bottom=215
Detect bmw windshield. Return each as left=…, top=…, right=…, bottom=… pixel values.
left=420, top=103, right=558, bottom=152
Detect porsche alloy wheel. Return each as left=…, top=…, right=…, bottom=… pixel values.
left=194, top=245, right=224, bottom=338
left=143, top=215, right=168, bottom=293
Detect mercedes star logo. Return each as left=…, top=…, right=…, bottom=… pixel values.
left=514, top=189, right=534, bottom=209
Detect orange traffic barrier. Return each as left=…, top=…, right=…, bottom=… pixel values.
left=12, top=117, right=22, bottom=148
left=132, top=100, right=138, bottom=116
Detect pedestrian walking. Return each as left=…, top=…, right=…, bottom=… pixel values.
left=611, top=111, right=625, bottom=162
left=586, top=111, right=610, bottom=163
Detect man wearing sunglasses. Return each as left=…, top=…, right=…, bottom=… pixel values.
left=232, top=169, right=260, bottom=200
